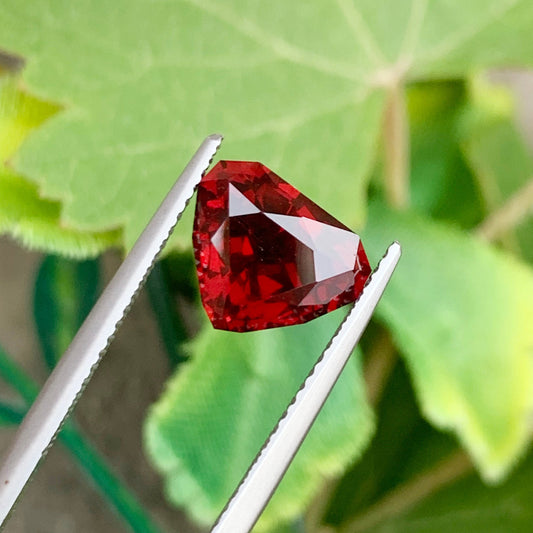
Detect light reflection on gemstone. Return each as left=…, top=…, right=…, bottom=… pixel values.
left=265, top=214, right=359, bottom=282
left=228, top=184, right=259, bottom=217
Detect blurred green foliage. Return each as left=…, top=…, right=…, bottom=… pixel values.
left=34, top=255, right=100, bottom=369
left=1, top=1, right=533, bottom=532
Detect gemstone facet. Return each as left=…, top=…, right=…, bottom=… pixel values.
left=193, top=161, right=372, bottom=332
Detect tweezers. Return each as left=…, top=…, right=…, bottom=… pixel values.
left=0, top=134, right=401, bottom=531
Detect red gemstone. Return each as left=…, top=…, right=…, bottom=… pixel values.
left=193, top=161, right=372, bottom=332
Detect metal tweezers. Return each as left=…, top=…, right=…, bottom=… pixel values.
left=0, top=135, right=401, bottom=532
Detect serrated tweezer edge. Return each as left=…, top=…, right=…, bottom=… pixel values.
left=0, top=134, right=223, bottom=526
left=211, top=241, right=401, bottom=533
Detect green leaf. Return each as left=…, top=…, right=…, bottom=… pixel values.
left=0, top=168, right=119, bottom=257
left=2, top=1, right=533, bottom=251
left=145, top=310, right=374, bottom=531
left=326, top=360, right=457, bottom=526
left=363, top=203, right=533, bottom=482
left=406, top=81, right=483, bottom=229
left=34, top=255, right=100, bottom=370
left=0, top=76, right=120, bottom=256
left=331, top=363, right=533, bottom=533
left=460, top=77, right=533, bottom=262
left=407, top=81, right=465, bottom=214
left=0, top=74, right=59, bottom=160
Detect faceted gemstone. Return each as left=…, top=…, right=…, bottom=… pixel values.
left=193, top=161, right=372, bottom=332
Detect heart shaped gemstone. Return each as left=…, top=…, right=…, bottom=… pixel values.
left=193, top=161, right=371, bottom=332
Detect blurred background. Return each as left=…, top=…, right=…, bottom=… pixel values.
left=1, top=2, right=533, bottom=532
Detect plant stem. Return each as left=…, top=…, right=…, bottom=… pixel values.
left=307, top=332, right=398, bottom=531
left=305, top=478, right=337, bottom=533
left=59, top=424, right=164, bottom=533
left=291, top=517, right=308, bottom=532
left=475, top=177, right=533, bottom=241
left=0, top=344, right=39, bottom=403
left=383, top=82, right=410, bottom=209
left=146, top=260, right=189, bottom=368
left=363, top=330, right=397, bottom=407
left=339, top=450, right=472, bottom=533
left=0, top=401, right=25, bottom=425
left=0, top=344, right=165, bottom=533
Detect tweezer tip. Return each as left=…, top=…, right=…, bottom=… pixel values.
left=389, top=241, right=402, bottom=257
left=207, top=133, right=224, bottom=143
left=373, top=242, right=401, bottom=277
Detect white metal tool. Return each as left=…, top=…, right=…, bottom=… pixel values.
left=0, top=134, right=223, bottom=525
left=0, top=133, right=400, bottom=532
left=211, top=242, right=401, bottom=533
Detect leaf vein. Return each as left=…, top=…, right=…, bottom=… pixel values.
left=179, top=0, right=365, bottom=82
left=334, top=0, right=387, bottom=67
left=399, top=0, right=429, bottom=63
left=419, top=0, right=521, bottom=66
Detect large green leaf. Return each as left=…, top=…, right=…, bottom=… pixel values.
left=2, top=0, right=533, bottom=251
left=363, top=203, right=533, bottom=482
left=145, top=310, right=374, bottom=531
left=0, top=77, right=119, bottom=256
